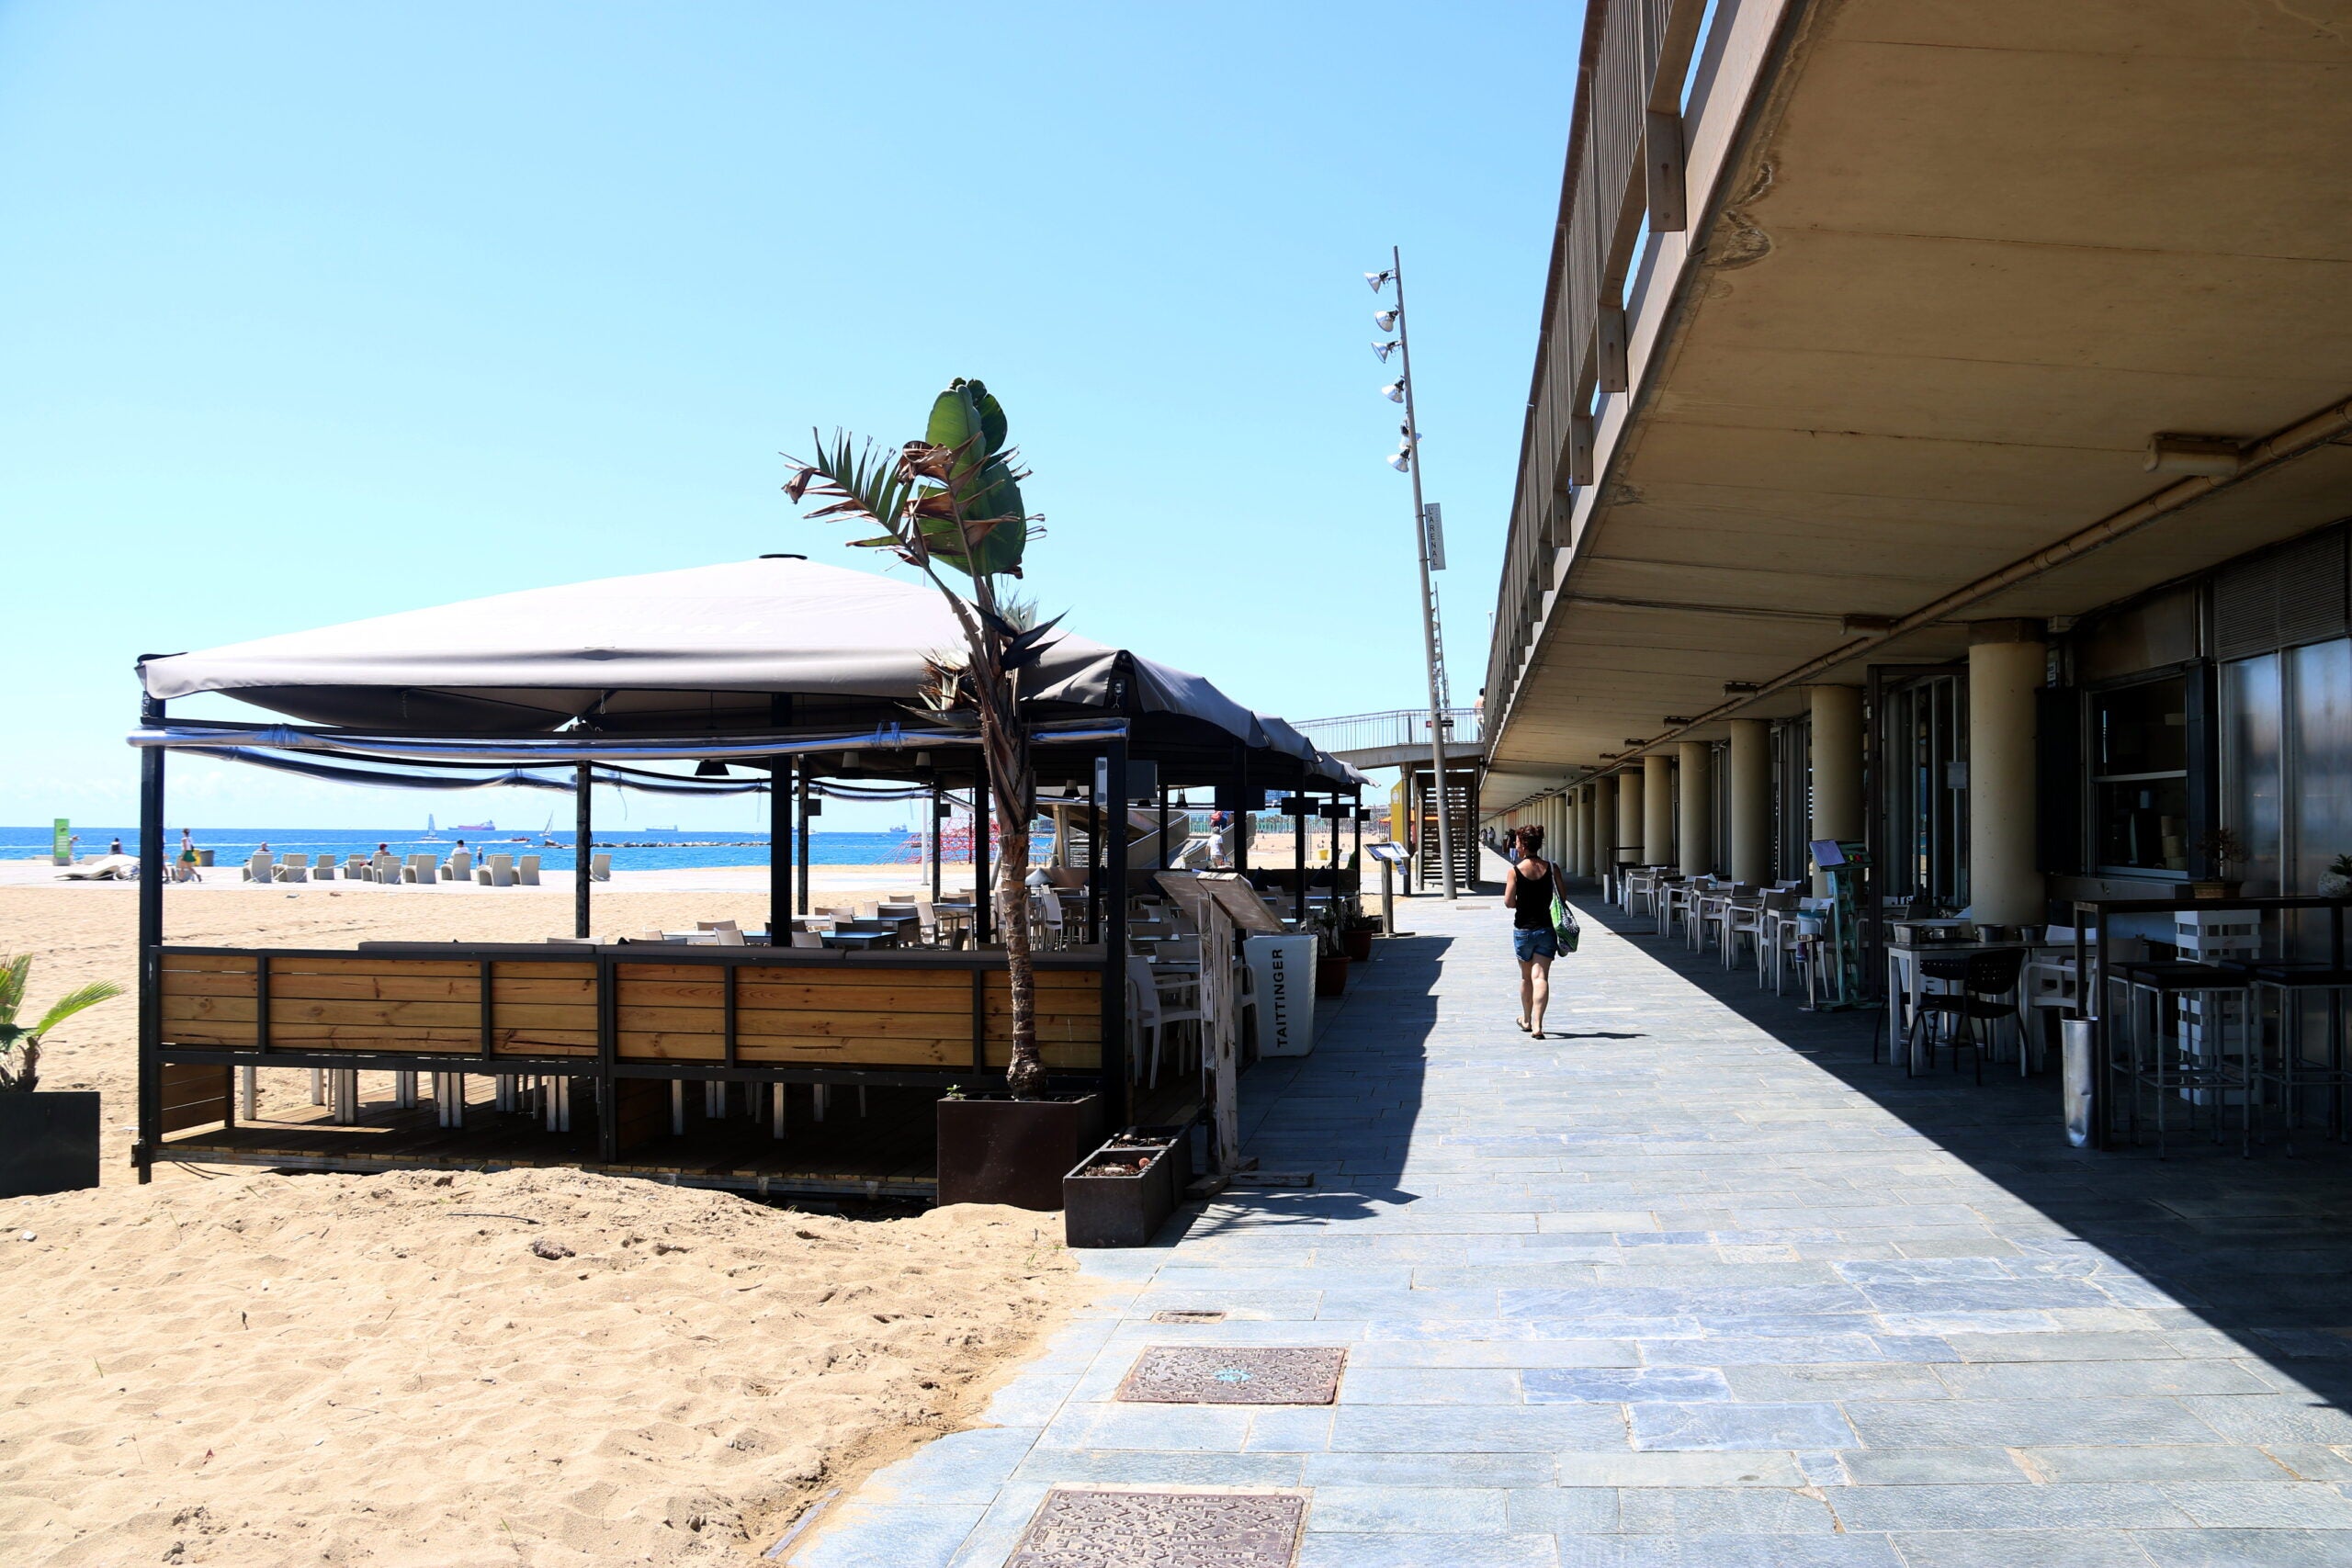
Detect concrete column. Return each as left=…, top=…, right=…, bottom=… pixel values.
left=1727, top=719, right=1770, bottom=886
left=1564, top=791, right=1582, bottom=876
left=1807, top=685, right=1863, bottom=889
left=1616, top=771, right=1642, bottom=869
left=1676, top=742, right=1713, bottom=876
left=1578, top=784, right=1598, bottom=877
left=1968, top=621, right=2047, bottom=924
left=1643, top=753, right=1673, bottom=867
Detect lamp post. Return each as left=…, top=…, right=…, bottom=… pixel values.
left=1370, top=246, right=1457, bottom=899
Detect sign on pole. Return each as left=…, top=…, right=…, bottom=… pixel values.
left=51, top=818, right=70, bottom=865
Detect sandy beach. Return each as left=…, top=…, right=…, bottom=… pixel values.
left=0, top=872, right=1093, bottom=1566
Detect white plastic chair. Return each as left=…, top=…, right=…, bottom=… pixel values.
left=1031, top=889, right=1066, bottom=952
left=476, top=853, right=514, bottom=887
left=1125, top=956, right=1204, bottom=1088
left=589, top=853, right=612, bottom=882
left=443, top=851, right=473, bottom=881
left=516, top=854, right=541, bottom=886
left=273, top=857, right=308, bottom=883
left=243, top=852, right=274, bottom=883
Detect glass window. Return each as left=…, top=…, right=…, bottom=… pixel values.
left=2223, top=654, right=2281, bottom=894
left=2090, top=675, right=2189, bottom=874
left=2290, top=640, right=2352, bottom=895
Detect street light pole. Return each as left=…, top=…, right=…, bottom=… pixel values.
left=1384, top=245, right=1457, bottom=899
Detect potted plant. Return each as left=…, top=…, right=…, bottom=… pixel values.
left=1062, top=1129, right=1180, bottom=1247
left=1340, top=909, right=1381, bottom=963
left=2189, top=828, right=2249, bottom=899
left=789, top=381, right=1090, bottom=1207
left=1302, top=908, right=1350, bottom=997
left=0, top=955, right=121, bottom=1199
left=2321, top=853, right=2352, bottom=900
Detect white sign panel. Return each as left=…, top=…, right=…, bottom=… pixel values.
left=1245, top=933, right=1317, bottom=1057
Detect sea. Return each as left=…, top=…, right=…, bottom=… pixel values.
left=2, top=825, right=969, bottom=874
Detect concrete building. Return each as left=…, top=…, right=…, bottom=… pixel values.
left=1480, top=0, right=2352, bottom=927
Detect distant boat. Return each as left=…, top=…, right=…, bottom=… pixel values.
left=644, top=826, right=677, bottom=833
left=452, top=821, right=494, bottom=832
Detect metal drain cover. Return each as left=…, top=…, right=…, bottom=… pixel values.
left=1005, top=1486, right=1306, bottom=1568
left=1149, top=1309, right=1226, bottom=1325
left=1115, top=1346, right=1346, bottom=1405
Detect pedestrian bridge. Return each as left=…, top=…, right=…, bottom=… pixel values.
left=1293, top=707, right=1481, bottom=773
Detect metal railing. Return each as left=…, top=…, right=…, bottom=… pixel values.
left=1484, top=0, right=1713, bottom=744
left=1293, top=707, right=1481, bottom=758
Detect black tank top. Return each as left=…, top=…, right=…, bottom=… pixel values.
left=1512, top=862, right=1554, bottom=929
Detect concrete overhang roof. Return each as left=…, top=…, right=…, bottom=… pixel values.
left=1488, top=0, right=2352, bottom=798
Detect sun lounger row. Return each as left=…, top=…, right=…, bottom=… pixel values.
left=232, top=850, right=607, bottom=886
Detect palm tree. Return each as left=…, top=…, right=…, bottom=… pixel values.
left=0, top=955, right=123, bottom=1094
left=786, top=378, right=1060, bottom=1098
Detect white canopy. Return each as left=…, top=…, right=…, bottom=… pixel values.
left=140, top=557, right=1362, bottom=787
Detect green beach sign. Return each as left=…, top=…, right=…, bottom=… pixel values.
left=51, top=818, right=70, bottom=865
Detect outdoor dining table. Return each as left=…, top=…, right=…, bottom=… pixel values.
left=1885, top=939, right=2041, bottom=1071
left=820, top=929, right=899, bottom=951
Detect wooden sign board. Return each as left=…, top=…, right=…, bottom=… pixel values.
left=1155, top=871, right=1284, bottom=935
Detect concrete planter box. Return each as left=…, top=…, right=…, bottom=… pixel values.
left=935, top=1093, right=1102, bottom=1212
left=0, top=1091, right=102, bottom=1198
left=1062, top=1136, right=1178, bottom=1248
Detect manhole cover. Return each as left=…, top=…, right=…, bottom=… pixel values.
left=1114, top=1346, right=1345, bottom=1405
left=1005, top=1487, right=1306, bottom=1568
left=1149, top=1309, right=1226, bottom=1325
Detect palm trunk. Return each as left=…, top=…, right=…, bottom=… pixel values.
left=955, top=594, right=1046, bottom=1100
left=995, top=782, right=1046, bottom=1099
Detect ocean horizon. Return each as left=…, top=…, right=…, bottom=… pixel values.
left=0, top=824, right=1010, bottom=874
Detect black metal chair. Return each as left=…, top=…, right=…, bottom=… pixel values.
left=1905, top=948, right=2026, bottom=1084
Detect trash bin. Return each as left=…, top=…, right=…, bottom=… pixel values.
left=2062, top=1018, right=2094, bottom=1148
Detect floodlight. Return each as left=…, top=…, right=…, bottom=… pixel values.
left=1374, top=308, right=1400, bottom=331
left=1387, top=450, right=1412, bottom=472
left=1372, top=340, right=1400, bottom=362
left=1365, top=269, right=1394, bottom=292
left=1381, top=378, right=1406, bottom=403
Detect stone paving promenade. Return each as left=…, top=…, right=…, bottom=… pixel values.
left=798, top=884, right=2352, bottom=1567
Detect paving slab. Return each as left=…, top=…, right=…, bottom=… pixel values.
left=788, top=893, right=2352, bottom=1566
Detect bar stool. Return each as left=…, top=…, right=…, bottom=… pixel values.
left=2241, top=963, right=2352, bottom=1153
left=1904, top=949, right=2024, bottom=1083
left=2108, top=960, right=2257, bottom=1158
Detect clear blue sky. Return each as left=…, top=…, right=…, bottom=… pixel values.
left=0, top=0, right=1575, bottom=832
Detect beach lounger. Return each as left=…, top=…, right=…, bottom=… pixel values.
left=516, top=854, right=540, bottom=886
left=315, top=853, right=338, bottom=879
left=403, top=853, right=435, bottom=884
left=243, top=852, right=274, bottom=882
left=476, top=853, right=514, bottom=887
left=273, top=858, right=307, bottom=883
left=590, top=852, right=612, bottom=882
left=443, top=851, right=473, bottom=881
left=58, top=854, right=140, bottom=881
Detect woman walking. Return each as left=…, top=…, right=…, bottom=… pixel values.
left=1503, top=825, right=1560, bottom=1038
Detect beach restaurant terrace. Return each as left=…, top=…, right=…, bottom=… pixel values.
left=127, top=557, right=1363, bottom=1195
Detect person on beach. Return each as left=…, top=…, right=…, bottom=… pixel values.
left=1502, top=824, right=1560, bottom=1039
left=178, top=829, right=202, bottom=882
left=108, top=837, right=123, bottom=856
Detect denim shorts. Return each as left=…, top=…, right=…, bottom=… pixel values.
left=1513, top=926, right=1558, bottom=962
